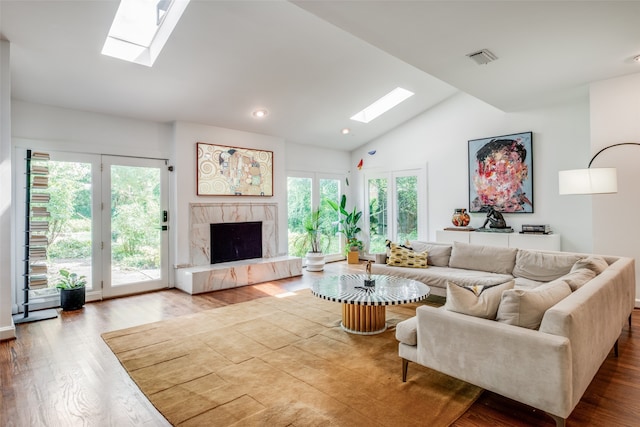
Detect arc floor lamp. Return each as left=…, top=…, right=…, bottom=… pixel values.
left=558, top=142, right=640, bottom=195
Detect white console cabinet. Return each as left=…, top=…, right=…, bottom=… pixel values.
left=436, top=230, right=561, bottom=251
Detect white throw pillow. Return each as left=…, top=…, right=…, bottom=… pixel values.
left=496, top=280, right=572, bottom=329
left=571, top=256, right=609, bottom=275
left=554, top=268, right=596, bottom=291
left=444, top=280, right=515, bottom=320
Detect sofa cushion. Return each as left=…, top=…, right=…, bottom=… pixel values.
left=409, top=241, right=452, bottom=267
left=553, top=268, right=597, bottom=291
left=513, top=277, right=546, bottom=290
left=387, top=242, right=428, bottom=268
left=512, top=249, right=582, bottom=282
left=571, top=256, right=609, bottom=275
left=395, top=316, right=418, bottom=346
left=449, top=242, right=517, bottom=275
left=444, top=280, right=515, bottom=319
left=496, top=280, right=572, bottom=329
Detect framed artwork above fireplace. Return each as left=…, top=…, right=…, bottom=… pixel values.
left=197, top=142, right=273, bottom=196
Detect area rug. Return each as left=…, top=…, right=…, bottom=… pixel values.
left=102, top=290, right=482, bottom=426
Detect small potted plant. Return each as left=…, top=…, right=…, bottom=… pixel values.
left=56, top=269, right=87, bottom=311
left=328, top=194, right=363, bottom=264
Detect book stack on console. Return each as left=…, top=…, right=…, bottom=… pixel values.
left=521, top=224, right=552, bottom=234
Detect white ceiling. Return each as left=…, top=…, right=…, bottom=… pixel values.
left=1, top=1, right=639, bottom=152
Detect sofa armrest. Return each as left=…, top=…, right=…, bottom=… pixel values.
left=414, top=305, right=573, bottom=418
left=539, top=256, right=635, bottom=408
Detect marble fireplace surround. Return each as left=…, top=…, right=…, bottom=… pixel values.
left=189, top=202, right=278, bottom=266
left=176, top=202, right=302, bottom=295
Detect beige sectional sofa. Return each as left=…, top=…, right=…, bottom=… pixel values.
left=372, top=241, right=635, bottom=427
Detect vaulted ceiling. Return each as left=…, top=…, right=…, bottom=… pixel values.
left=1, top=1, right=639, bottom=151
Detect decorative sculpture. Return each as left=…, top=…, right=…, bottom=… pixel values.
left=480, top=206, right=508, bottom=229
left=364, top=260, right=375, bottom=287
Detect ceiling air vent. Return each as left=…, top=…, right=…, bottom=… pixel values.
left=467, top=49, right=497, bottom=65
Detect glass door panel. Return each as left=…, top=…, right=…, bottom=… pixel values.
left=287, top=176, right=312, bottom=257
left=18, top=151, right=101, bottom=310
left=368, top=177, right=388, bottom=254
left=395, top=175, right=418, bottom=243
left=102, top=156, right=168, bottom=298
left=47, top=159, right=96, bottom=291
left=319, top=178, right=340, bottom=256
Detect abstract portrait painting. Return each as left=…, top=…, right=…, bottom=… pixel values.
left=468, top=131, right=533, bottom=213
left=197, top=142, right=273, bottom=196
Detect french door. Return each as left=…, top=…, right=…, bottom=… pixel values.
left=365, top=168, right=427, bottom=255
left=287, top=172, right=343, bottom=262
left=15, top=150, right=169, bottom=311
left=101, top=156, right=169, bottom=298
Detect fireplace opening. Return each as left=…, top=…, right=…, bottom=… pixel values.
left=210, top=221, right=262, bottom=264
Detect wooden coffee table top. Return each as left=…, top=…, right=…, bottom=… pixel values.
left=311, top=274, right=430, bottom=306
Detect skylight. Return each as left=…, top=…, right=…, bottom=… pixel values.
left=350, top=87, right=414, bottom=124
left=101, top=0, right=190, bottom=67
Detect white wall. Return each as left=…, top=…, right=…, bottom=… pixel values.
left=12, top=100, right=172, bottom=158
left=590, top=72, right=640, bottom=305
left=0, top=40, right=15, bottom=340
left=172, top=122, right=288, bottom=269
left=285, top=142, right=351, bottom=175
left=350, top=92, right=592, bottom=253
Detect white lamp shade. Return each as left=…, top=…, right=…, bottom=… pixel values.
left=558, top=168, right=618, bottom=195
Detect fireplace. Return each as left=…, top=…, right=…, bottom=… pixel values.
left=210, top=221, right=262, bottom=264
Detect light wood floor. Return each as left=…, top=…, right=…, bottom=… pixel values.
left=1, top=261, right=638, bottom=426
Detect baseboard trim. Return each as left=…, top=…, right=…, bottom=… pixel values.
left=0, top=324, right=16, bottom=341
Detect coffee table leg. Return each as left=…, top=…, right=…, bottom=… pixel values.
left=341, top=304, right=386, bottom=334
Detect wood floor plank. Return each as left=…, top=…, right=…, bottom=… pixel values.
left=2, top=261, right=638, bottom=426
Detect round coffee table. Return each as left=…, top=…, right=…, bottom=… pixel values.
left=311, top=274, right=430, bottom=335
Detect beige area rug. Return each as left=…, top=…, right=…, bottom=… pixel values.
left=102, top=290, right=482, bottom=426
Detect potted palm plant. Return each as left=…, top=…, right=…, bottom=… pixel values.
left=328, top=194, right=363, bottom=264
left=56, top=269, right=87, bottom=311
left=300, top=208, right=327, bottom=272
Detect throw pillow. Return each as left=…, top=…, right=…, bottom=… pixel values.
left=554, top=268, right=596, bottom=291
left=512, top=249, right=582, bottom=282
left=571, top=256, right=609, bottom=275
left=387, top=242, right=428, bottom=268
left=496, top=280, right=572, bottom=329
left=444, top=280, right=515, bottom=319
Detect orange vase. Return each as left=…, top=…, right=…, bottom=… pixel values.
left=452, top=208, right=470, bottom=227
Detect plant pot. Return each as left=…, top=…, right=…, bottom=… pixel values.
left=306, top=251, right=325, bottom=272
left=60, top=287, right=86, bottom=311
left=347, top=250, right=359, bottom=264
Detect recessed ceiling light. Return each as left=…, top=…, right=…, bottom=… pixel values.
left=350, top=87, right=414, bottom=124
left=341, top=128, right=350, bottom=135
left=634, top=55, right=640, bottom=63
left=252, top=109, right=268, bottom=118
left=102, top=0, right=191, bottom=67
